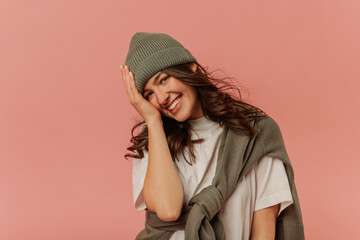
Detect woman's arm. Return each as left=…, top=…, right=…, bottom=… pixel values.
left=143, top=117, right=184, bottom=221
left=121, top=65, right=184, bottom=221
left=250, top=204, right=280, bottom=240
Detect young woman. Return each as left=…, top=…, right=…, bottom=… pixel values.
left=121, top=32, right=304, bottom=240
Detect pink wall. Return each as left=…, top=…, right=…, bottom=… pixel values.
left=1, top=0, right=359, bottom=239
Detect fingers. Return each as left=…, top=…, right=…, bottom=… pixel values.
left=120, top=64, right=128, bottom=94
left=120, top=64, right=131, bottom=94
left=120, top=64, right=161, bottom=120
left=120, top=64, right=140, bottom=102
left=128, top=71, right=140, bottom=97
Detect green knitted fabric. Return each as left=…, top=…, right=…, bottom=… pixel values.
left=125, top=32, right=197, bottom=95
left=135, top=116, right=305, bottom=240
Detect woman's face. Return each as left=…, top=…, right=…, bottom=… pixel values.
left=143, top=64, right=204, bottom=122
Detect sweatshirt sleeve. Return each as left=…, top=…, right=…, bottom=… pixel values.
left=254, top=155, right=293, bottom=217
left=132, top=149, right=148, bottom=210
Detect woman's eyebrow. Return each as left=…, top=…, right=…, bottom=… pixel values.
left=153, top=72, right=164, bottom=84
left=143, top=73, right=164, bottom=94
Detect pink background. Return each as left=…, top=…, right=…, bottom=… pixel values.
left=1, top=0, right=359, bottom=239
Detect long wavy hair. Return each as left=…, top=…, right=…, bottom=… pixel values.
left=124, top=62, right=267, bottom=165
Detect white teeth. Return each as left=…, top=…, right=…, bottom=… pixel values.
left=168, top=97, right=181, bottom=111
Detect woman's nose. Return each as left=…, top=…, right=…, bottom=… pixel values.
left=156, top=90, right=170, bottom=106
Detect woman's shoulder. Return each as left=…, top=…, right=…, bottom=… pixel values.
left=254, top=115, right=282, bottom=135
left=257, top=115, right=279, bottom=129
left=250, top=115, right=287, bottom=154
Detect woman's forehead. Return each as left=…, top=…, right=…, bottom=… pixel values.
left=144, top=72, right=164, bottom=91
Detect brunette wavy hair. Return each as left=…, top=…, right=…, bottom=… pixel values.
left=124, top=62, right=267, bottom=165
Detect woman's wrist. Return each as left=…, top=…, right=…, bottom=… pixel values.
left=145, top=116, right=163, bottom=127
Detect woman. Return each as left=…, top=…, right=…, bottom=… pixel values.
left=121, top=32, right=304, bottom=240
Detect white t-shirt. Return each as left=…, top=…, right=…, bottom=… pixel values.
left=132, top=116, right=293, bottom=240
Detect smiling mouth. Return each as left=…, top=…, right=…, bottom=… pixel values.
left=167, top=95, right=182, bottom=111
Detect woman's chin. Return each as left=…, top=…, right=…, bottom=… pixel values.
left=174, top=114, right=192, bottom=122
left=164, top=112, right=190, bottom=122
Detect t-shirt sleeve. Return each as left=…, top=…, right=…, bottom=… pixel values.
left=132, top=149, right=148, bottom=210
left=254, top=155, right=293, bottom=217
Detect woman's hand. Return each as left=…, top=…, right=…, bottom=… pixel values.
left=120, top=64, right=161, bottom=123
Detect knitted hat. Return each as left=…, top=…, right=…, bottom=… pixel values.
left=124, top=32, right=197, bottom=95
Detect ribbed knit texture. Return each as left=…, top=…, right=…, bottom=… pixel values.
left=135, top=116, right=305, bottom=240
left=125, top=32, right=197, bottom=94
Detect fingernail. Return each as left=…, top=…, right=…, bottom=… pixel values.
left=124, top=65, right=127, bottom=70
left=129, top=71, right=132, bottom=77
left=120, top=64, right=123, bottom=69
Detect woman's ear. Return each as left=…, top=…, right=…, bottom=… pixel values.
left=189, top=63, right=197, bottom=72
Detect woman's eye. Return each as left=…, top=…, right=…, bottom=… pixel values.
left=160, top=76, right=168, bottom=83
left=145, top=92, right=153, bottom=100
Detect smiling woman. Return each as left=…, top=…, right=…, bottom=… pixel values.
left=120, top=32, right=304, bottom=240
left=142, top=65, right=203, bottom=122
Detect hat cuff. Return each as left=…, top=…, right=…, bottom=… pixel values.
left=135, top=47, right=197, bottom=94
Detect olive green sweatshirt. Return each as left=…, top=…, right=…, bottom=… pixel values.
left=136, top=116, right=304, bottom=240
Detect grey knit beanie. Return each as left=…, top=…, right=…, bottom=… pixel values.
left=124, top=32, right=197, bottom=95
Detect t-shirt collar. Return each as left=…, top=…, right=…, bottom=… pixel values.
left=187, top=116, right=219, bottom=132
